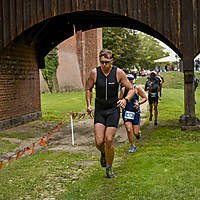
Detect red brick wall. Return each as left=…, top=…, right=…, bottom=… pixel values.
left=76, top=31, right=84, bottom=86
left=57, top=35, right=83, bottom=92
left=0, top=43, right=41, bottom=130
left=0, top=29, right=102, bottom=129
left=77, top=28, right=102, bottom=87
left=40, top=28, right=102, bottom=92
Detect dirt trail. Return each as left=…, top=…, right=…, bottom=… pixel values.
left=0, top=102, right=148, bottom=161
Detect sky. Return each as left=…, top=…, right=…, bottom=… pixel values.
left=137, top=30, right=179, bottom=61
left=136, top=30, right=199, bottom=61
left=159, top=40, right=200, bottom=61
left=159, top=40, right=179, bottom=60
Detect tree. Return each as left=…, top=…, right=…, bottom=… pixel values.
left=137, top=32, right=169, bottom=69
left=103, top=27, right=140, bottom=69
left=42, top=47, right=60, bottom=93
left=103, top=28, right=169, bottom=70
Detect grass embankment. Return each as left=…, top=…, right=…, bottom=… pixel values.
left=0, top=71, right=200, bottom=200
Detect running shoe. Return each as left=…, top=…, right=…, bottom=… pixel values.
left=106, top=167, right=116, bottom=178
left=154, top=118, right=158, bottom=125
left=149, top=115, right=153, bottom=121
left=136, top=133, right=141, bottom=140
left=129, top=145, right=136, bottom=153
left=100, top=153, right=106, bottom=167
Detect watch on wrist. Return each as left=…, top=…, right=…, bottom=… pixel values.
left=138, top=102, right=141, bottom=105
left=125, top=97, right=129, bottom=104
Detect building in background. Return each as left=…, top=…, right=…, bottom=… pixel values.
left=40, top=28, right=102, bottom=93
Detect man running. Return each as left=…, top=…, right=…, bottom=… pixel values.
left=145, top=71, right=160, bottom=125
left=119, top=74, right=147, bottom=152
left=86, top=49, right=135, bottom=178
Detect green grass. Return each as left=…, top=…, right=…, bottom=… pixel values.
left=161, top=71, right=184, bottom=89
left=58, top=72, right=200, bottom=200
left=0, top=139, right=19, bottom=154
left=1, top=71, right=200, bottom=199
left=58, top=126, right=200, bottom=200
left=0, top=129, right=49, bottom=154
left=137, top=71, right=200, bottom=90
left=136, top=71, right=184, bottom=89
left=0, top=151, right=96, bottom=200
left=0, top=131, right=43, bottom=140
left=40, top=91, right=95, bottom=122
left=40, top=71, right=197, bottom=122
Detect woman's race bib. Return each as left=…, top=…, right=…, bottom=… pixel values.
left=124, top=111, right=135, bottom=120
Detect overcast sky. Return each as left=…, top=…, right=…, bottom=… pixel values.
left=159, top=40, right=178, bottom=59
left=136, top=30, right=200, bottom=60
left=159, top=40, right=200, bottom=60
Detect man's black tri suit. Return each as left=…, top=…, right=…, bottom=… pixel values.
left=94, top=66, right=120, bottom=127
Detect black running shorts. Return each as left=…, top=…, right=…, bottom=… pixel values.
left=94, top=105, right=120, bottom=128
left=148, top=96, right=158, bottom=104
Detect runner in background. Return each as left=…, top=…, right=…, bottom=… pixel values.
left=145, top=71, right=160, bottom=125
left=119, top=74, right=147, bottom=152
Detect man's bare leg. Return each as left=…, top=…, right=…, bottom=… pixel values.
left=134, top=125, right=140, bottom=137
left=94, top=123, right=106, bottom=153
left=105, top=127, right=117, bottom=167
left=94, top=123, right=106, bottom=167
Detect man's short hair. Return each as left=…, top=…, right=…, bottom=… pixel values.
left=99, top=49, right=112, bottom=60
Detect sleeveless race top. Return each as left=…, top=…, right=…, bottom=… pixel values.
left=146, top=77, right=159, bottom=98
left=123, top=85, right=140, bottom=113
left=95, top=66, right=119, bottom=109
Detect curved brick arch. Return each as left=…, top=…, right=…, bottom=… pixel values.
left=0, top=0, right=199, bottom=129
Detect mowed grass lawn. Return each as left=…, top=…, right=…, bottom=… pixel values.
left=0, top=71, right=200, bottom=200
left=40, top=91, right=93, bottom=122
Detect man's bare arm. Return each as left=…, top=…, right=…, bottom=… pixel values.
left=85, top=69, right=96, bottom=113
left=119, top=87, right=125, bottom=100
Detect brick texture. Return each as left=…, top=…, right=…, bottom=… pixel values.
left=0, top=29, right=102, bottom=129
left=56, top=35, right=83, bottom=92
left=77, top=28, right=102, bottom=87
left=0, top=42, right=41, bottom=130
left=40, top=28, right=102, bottom=93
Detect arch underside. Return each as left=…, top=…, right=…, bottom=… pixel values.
left=13, top=11, right=182, bottom=64
left=2, top=0, right=200, bottom=59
